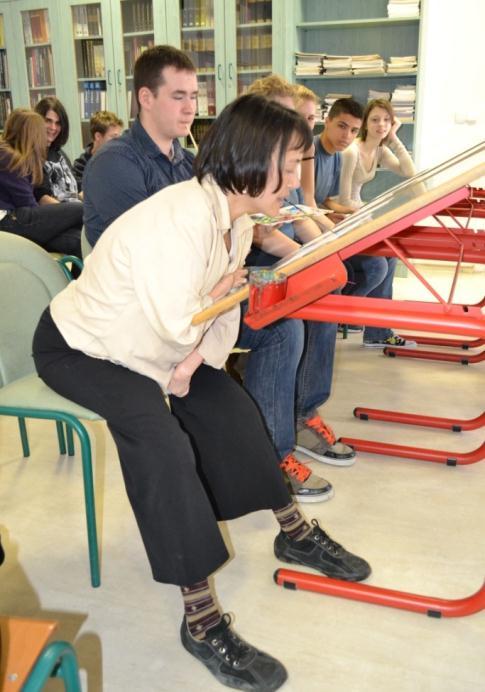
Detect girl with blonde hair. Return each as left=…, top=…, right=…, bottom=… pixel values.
left=0, top=109, right=82, bottom=257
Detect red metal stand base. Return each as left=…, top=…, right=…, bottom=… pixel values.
left=339, top=438, right=485, bottom=465
left=396, top=335, right=485, bottom=350
left=274, top=569, right=485, bottom=618
left=384, top=346, right=485, bottom=364
left=353, top=407, right=485, bottom=432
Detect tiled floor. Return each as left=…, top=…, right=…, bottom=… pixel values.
left=1, top=265, right=484, bottom=692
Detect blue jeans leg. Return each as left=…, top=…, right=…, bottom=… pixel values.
left=363, top=257, right=398, bottom=342
left=296, top=320, right=338, bottom=421
left=236, top=311, right=304, bottom=460
left=346, top=254, right=389, bottom=297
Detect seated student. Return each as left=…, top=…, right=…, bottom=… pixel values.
left=82, top=45, right=196, bottom=247
left=32, top=94, right=370, bottom=692
left=338, top=99, right=417, bottom=348
left=33, top=97, right=82, bottom=206
left=72, top=110, right=123, bottom=192
left=0, top=109, right=82, bottom=257
left=235, top=76, right=356, bottom=506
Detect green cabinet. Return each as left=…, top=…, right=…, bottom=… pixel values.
left=0, top=10, right=13, bottom=129
left=166, top=0, right=285, bottom=145
left=288, top=0, right=423, bottom=200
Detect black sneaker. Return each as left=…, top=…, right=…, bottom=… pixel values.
left=274, top=519, right=371, bottom=582
left=180, top=613, right=287, bottom=691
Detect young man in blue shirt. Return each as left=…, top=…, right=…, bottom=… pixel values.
left=83, top=45, right=197, bottom=246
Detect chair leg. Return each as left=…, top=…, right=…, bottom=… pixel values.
left=66, top=425, right=75, bottom=456
left=69, top=418, right=100, bottom=587
left=56, top=421, right=67, bottom=455
left=23, top=641, right=82, bottom=692
left=18, top=417, right=30, bottom=457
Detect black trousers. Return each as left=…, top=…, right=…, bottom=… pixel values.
left=33, top=309, right=290, bottom=585
left=1, top=204, right=82, bottom=257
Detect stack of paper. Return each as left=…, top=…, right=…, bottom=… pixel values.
left=295, top=52, right=324, bottom=76
left=368, top=88, right=391, bottom=101
left=323, top=55, right=352, bottom=77
left=352, top=54, right=386, bottom=75
left=387, top=0, right=420, bottom=18
left=391, top=84, right=416, bottom=122
left=387, top=55, right=417, bottom=74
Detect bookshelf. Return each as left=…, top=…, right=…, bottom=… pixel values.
left=290, top=0, right=423, bottom=198
left=0, top=12, right=12, bottom=130
left=120, top=0, right=155, bottom=121
left=21, top=7, right=56, bottom=107
left=168, top=0, right=279, bottom=148
left=70, top=3, right=108, bottom=145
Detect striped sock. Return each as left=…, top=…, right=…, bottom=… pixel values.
left=181, top=579, right=222, bottom=641
left=274, top=501, right=312, bottom=541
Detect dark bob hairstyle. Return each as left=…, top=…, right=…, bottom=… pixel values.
left=194, top=94, right=313, bottom=197
left=34, top=96, right=70, bottom=150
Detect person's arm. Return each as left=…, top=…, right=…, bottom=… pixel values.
left=252, top=224, right=302, bottom=258
left=380, top=139, right=416, bottom=177
left=323, top=197, right=356, bottom=214
left=337, top=145, right=361, bottom=210
left=300, top=142, right=317, bottom=207
left=38, top=194, right=60, bottom=205
left=292, top=216, right=323, bottom=243
left=1, top=168, right=39, bottom=208
left=83, top=149, right=153, bottom=230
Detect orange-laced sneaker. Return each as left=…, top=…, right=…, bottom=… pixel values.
left=296, top=415, right=356, bottom=467
left=304, top=415, right=337, bottom=445
left=279, top=453, right=334, bottom=503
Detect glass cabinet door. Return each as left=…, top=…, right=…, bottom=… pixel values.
left=119, top=0, right=155, bottom=122
left=235, top=0, right=272, bottom=95
left=70, top=2, right=108, bottom=146
left=20, top=6, right=56, bottom=107
left=178, top=0, right=217, bottom=147
left=0, top=12, right=12, bottom=130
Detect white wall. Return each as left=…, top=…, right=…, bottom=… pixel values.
left=414, top=0, right=485, bottom=171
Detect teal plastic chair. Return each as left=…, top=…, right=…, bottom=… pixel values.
left=23, top=640, right=82, bottom=692
left=0, top=232, right=101, bottom=587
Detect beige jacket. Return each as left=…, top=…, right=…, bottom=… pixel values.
left=51, top=176, right=254, bottom=391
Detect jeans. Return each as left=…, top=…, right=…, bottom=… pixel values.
left=345, top=255, right=398, bottom=341
left=236, top=306, right=337, bottom=460
left=0, top=204, right=82, bottom=257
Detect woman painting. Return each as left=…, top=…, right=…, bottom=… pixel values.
left=32, top=94, right=370, bottom=691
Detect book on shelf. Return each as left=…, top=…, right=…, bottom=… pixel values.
left=0, top=51, right=9, bottom=89
left=27, top=46, right=54, bottom=88
left=352, top=54, right=386, bottom=75
left=80, top=80, right=106, bottom=120
left=29, top=10, right=50, bottom=44
left=0, top=92, right=12, bottom=128
left=390, top=84, right=416, bottom=121
left=124, top=0, right=153, bottom=33
left=197, top=80, right=208, bottom=116
left=322, top=92, right=352, bottom=117
left=0, top=14, right=5, bottom=48
left=124, top=36, right=155, bottom=74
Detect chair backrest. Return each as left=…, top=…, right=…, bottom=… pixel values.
left=80, top=226, right=92, bottom=259
left=0, top=232, right=69, bottom=387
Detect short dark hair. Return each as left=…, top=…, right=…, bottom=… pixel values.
left=34, top=96, right=70, bottom=149
left=133, top=45, right=196, bottom=110
left=328, top=98, right=363, bottom=122
left=194, top=94, right=313, bottom=197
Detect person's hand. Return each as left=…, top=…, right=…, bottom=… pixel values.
left=210, top=268, right=248, bottom=300
left=327, top=212, right=347, bottom=224
left=388, top=117, right=402, bottom=143
left=167, top=361, right=193, bottom=397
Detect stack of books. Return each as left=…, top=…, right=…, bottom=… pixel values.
left=368, top=88, right=391, bottom=101
left=295, top=52, right=323, bottom=76
left=391, top=84, right=416, bottom=123
left=387, top=55, right=417, bottom=74
left=387, top=0, right=420, bottom=18
left=322, top=92, right=352, bottom=117
left=323, top=55, right=352, bottom=77
left=352, top=54, right=386, bottom=75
